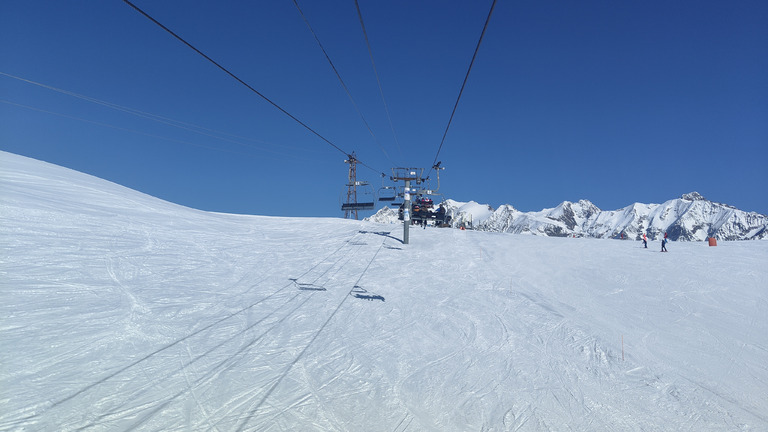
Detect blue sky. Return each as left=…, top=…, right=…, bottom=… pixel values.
left=2, top=1, right=767, bottom=217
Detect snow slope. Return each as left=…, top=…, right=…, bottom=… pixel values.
left=2, top=150, right=768, bottom=431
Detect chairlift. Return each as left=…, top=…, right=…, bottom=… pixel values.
left=340, top=181, right=375, bottom=212
left=429, top=193, right=446, bottom=206
left=378, top=186, right=396, bottom=202
left=341, top=202, right=374, bottom=211
left=377, top=173, right=397, bottom=202
left=387, top=184, right=405, bottom=206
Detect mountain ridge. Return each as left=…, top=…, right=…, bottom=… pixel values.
left=367, top=193, right=768, bottom=241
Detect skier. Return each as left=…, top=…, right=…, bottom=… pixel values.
left=642, top=233, right=648, bottom=248
left=661, top=237, right=668, bottom=252
left=435, top=205, right=446, bottom=227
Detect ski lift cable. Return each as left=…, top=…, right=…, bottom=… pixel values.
left=121, top=0, right=385, bottom=176
left=0, top=99, right=321, bottom=163
left=0, top=72, right=318, bottom=157
left=291, top=0, right=395, bottom=167
left=354, top=0, right=404, bottom=163
left=427, top=0, right=497, bottom=179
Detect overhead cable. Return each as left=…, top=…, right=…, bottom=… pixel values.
left=354, top=0, right=403, bottom=162
left=429, top=0, right=497, bottom=177
left=291, top=0, right=394, bottom=166
left=121, top=0, right=384, bottom=176
left=0, top=72, right=313, bottom=158
left=0, top=99, right=287, bottom=159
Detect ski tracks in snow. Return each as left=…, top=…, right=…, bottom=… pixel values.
left=229, top=232, right=390, bottom=431
left=8, top=229, right=392, bottom=431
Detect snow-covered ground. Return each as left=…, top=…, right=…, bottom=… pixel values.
left=2, top=150, right=767, bottom=431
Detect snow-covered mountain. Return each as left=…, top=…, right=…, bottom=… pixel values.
left=3, top=150, right=768, bottom=430
left=367, top=192, right=768, bottom=241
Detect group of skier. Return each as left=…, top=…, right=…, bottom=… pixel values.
left=641, top=232, right=668, bottom=252
left=398, top=198, right=451, bottom=228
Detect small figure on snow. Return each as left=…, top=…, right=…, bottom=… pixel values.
left=661, top=237, right=668, bottom=252
left=642, top=233, right=648, bottom=248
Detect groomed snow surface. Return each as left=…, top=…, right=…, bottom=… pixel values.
left=1, top=151, right=767, bottom=431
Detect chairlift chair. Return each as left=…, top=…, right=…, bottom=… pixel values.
left=341, top=202, right=375, bottom=211
left=340, top=181, right=375, bottom=212
left=388, top=185, right=405, bottom=206
left=378, top=186, right=396, bottom=202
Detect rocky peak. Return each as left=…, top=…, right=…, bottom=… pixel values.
left=681, top=192, right=706, bottom=201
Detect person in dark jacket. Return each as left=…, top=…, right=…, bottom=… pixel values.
left=661, top=237, right=668, bottom=252
left=435, top=205, right=446, bottom=227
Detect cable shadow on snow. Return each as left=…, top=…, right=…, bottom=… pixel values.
left=289, top=278, right=327, bottom=291
left=358, top=230, right=402, bottom=244
left=351, top=285, right=385, bottom=302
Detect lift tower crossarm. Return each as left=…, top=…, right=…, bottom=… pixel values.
left=389, top=168, right=428, bottom=245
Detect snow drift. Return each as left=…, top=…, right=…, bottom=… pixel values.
left=2, top=150, right=767, bottom=431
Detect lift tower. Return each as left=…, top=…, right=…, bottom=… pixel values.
left=342, top=152, right=374, bottom=220
left=390, top=164, right=445, bottom=244
left=391, top=168, right=424, bottom=245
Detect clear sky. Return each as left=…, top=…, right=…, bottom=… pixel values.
left=2, top=1, right=767, bottom=217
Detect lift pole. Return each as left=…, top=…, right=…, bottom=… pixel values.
left=391, top=168, right=423, bottom=245
left=403, top=179, right=411, bottom=244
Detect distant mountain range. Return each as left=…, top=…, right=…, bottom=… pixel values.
left=366, top=192, right=768, bottom=241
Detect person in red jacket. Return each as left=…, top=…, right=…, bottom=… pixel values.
left=642, top=233, right=648, bottom=248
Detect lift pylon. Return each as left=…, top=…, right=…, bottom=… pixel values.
left=390, top=164, right=447, bottom=244
left=390, top=168, right=426, bottom=245
left=341, top=152, right=374, bottom=220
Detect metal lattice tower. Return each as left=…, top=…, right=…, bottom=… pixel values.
left=341, top=152, right=373, bottom=219
left=344, top=153, right=360, bottom=220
